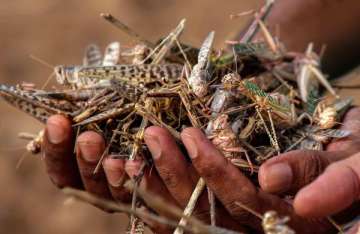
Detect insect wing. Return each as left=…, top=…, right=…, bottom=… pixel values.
left=197, top=31, right=215, bottom=69
left=300, top=138, right=323, bottom=150
left=83, top=44, right=102, bottom=66
left=317, top=129, right=351, bottom=139
left=103, top=42, right=120, bottom=66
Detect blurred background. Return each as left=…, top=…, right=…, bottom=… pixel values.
left=1, top=1, right=360, bottom=234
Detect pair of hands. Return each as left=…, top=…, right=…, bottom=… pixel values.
left=42, top=108, right=360, bottom=234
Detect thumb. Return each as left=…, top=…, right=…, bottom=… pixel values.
left=258, top=150, right=347, bottom=194
left=294, top=152, right=360, bottom=218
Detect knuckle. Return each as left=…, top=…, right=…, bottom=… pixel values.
left=111, top=189, right=132, bottom=203
left=48, top=173, right=66, bottom=188
left=195, top=159, right=224, bottom=181
left=299, top=152, right=329, bottom=186
left=43, top=141, right=66, bottom=158
left=79, top=166, right=104, bottom=182
left=157, top=167, right=180, bottom=189
left=223, top=200, right=254, bottom=222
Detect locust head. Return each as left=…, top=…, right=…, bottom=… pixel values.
left=54, top=65, right=79, bottom=86
left=212, top=114, right=230, bottom=131
left=221, top=73, right=240, bottom=91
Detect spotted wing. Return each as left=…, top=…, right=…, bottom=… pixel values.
left=197, top=31, right=215, bottom=69
left=83, top=44, right=102, bottom=66
left=316, top=129, right=351, bottom=139
left=103, top=42, right=120, bottom=66
left=0, top=84, right=73, bottom=123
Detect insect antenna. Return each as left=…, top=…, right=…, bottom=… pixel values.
left=235, top=201, right=263, bottom=219
left=41, top=72, right=55, bottom=89
left=15, top=151, right=29, bottom=170
left=255, top=106, right=278, bottom=152
left=175, top=39, right=192, bottom=69
left=29, top=54, right=54, bottom=69
left=29, top=54, right=56, bottom=89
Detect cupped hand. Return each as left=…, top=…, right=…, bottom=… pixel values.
left=42, top=107, right=360, bottom=233
left=258, top=107, right=360, bottom=231
left=43, top=115, right=199, bottom=233
left=42, top=115, right=246, bottom=233
left=43, top=115, right=331, bottom=233
left=140, top=126, right=337, bottom=233
left=43, top=115, right=131, bottom=203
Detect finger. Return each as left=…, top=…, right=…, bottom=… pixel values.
left=181, top=128, right=334, bottom=233
left=258, top=150, right=346, bottom=194
left=138, top=206, right=173, bottom=234
left=135, top=131, right=246, bottom=231
left=43, top=115, right=82, bottom=188
left=181, top=128, right=277, bottom=226
left=327, top=107, right=360, bottom=153
left=341, top=107, right=360, bottom=137
left=294, top=152, right=360, bottom=218
left=76, top=131, right=111, bottom=199
left=103, top=157, right=131, bottom=203
left=125, top=159, right=180, bottom=219
left=144, top=126, right=196, bottom=207
left=346, top=222, right=360, bottom=234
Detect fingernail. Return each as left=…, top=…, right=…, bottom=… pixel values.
left=262, top=163, right=293, bottom=192
left=182, top=132, right=198, bottom=159
left=125, top=160, right=142, bottom=178
left=78, top=141, right=102, bottom=163
left=46, top=122, right=65, bottom=144
left=144, top=133, right=161, bottom=159
left=103, top=158, right=125, bottom=187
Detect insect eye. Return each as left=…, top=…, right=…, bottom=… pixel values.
left=54, top=66, right=67, bottom=84
left=54, top=67, right=64, bottom=77
left=162, top=77, right=169, bottom=83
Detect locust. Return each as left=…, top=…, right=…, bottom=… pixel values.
left=295, top=43, right=338, bottom=103
left=0, top=84, right=76, bottom=123
left=221, top=74, right=287, bottom=152
left=312, top=97, right=353, bottom=129
left=290, top=97, right=353, bottom=151
left=188, top=31, right=215, bottom=98
left=54, top=63, right=183, bottom=89
left=262, top=211, right=295, bottom=234
left=18, top=130, right=44, bottom=154
left=55, top=40, right=184, bottom=90
left=59, top=41, right=121, bottom=89
left=210, top=114, right=255, bottom=172
left=0, top=84, right=79, bottom=155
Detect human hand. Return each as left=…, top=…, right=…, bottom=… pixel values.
left=42, top=106, right=360, bottom=233
left=42, top=114, right=332, bottom=233
left=258, top=107, right=360, bottom=231
left=137, top=109, right=360, bottom=233
left=43, top=115, right=131, bottom=203
left=133, top=126, right=338, bottom=233
left=42, top=115, right=190, bottom=233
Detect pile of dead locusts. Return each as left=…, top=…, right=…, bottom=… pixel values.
left=0, top=2, right=354, bottom=234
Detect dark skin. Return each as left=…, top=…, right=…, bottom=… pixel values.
left=42, top=0, right=360, bottom=232
left=43, top=107, right=360, bottom=233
